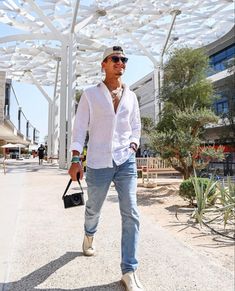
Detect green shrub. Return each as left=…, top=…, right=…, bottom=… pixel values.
left=137, top=170, right=142, bottom=179
left=179, top=178, right=216, bottom=205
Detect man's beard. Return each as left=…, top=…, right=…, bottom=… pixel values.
left=115, top=71, right=123, bottom=76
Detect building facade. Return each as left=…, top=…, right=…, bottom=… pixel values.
left=0, top=71, right=39, bottom=155
left=130, top=27, right=235, bottom=173
left=205, top=27, right=235, bottom=146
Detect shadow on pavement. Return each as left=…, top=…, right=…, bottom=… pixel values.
left=137, top=193, right=166, bottom=206
left=3, top=160, right=60, bottom=174
left=1, top=252, right=124, bottom=291
left=165, top=204, right=193, bottom=213
left=106, top=194, right=118, bottom=203
left=107, top=191, right=166, bottom=207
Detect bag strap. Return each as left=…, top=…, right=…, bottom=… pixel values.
left=62, top=172, right=84, bottom=199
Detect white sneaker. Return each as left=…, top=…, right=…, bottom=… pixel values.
left=82, top=235, right=95, bottom=256
left=121, top=271, right=144, bottom=291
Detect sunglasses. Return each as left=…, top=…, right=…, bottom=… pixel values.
left=109, top=56, right=128, bottom=64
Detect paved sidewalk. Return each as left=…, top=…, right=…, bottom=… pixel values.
left=0, top=159, right=234, bottom=291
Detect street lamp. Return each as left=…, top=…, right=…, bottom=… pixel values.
left=155, top=9, right=181, bottom=123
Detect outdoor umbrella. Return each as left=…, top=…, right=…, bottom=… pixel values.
left=1, top=143, right=18, bottom=148
left=1, top=143, right=18, bottom=159
left=1, top=143, right=26, bottom=159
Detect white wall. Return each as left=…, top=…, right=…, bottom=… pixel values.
left=0, top=71, right=6, bottom=124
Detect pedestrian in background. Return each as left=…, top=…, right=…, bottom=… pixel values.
left=37, top=144, right=45, bottom=165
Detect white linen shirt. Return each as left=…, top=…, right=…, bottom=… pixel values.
left=70, top=82, right=141, bottom=169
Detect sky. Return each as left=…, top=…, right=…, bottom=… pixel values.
left=0, top=23, right=154, bottom=143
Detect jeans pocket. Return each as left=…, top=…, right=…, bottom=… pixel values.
left=128, top=150, right=136, bottom=164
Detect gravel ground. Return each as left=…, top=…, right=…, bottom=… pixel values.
left=0, top=159, right=234, bottom=291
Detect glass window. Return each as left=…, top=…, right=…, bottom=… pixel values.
left=226, top=45, right=235, bottom=57
left=223, top=102, right=228, bottom=113
left=214, top=63, right=222, bottom=71
left=209, top=56, right=214, bottom=65
left=209, top=44, right=235, bottom=73
left=217, top=103, right=223, bottom=113
left=216, top=100, right=228, bottom=114
left=214, top=51, right=225, bottom=63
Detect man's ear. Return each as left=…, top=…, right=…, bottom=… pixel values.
left=101, top=61, right=105, bottom=68
left=101, top=62, right=106, bottom=73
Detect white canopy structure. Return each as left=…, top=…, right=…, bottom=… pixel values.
left=0, top=0, right=234, bottom=168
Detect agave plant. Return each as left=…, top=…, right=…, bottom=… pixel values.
left=216, top=177, right=235, bottom=228
left=191, top=171, right=218, bottom=225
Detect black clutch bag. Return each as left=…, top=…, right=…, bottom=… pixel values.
left=62, top=173, right=85, bottom=208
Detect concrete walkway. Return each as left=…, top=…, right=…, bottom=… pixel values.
left=0, top=159, right=234, bottom=291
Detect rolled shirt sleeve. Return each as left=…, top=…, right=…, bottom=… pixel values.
left=130, top=93, right=141, bottom=148
left=70, top=92, right=90, bottom=154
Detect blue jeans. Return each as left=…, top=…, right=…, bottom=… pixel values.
left=85, top=153, right=140, bottom=274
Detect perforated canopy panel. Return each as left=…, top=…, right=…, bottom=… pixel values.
left=0, top=0, right=234, bottom=86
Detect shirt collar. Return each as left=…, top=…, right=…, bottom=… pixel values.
left=98, top=82, right=128, bottom=113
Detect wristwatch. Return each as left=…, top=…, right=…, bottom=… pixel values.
left=129, top=143, right=137, bottom=152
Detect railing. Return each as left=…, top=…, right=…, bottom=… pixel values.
left=136, top=157, right=179, bottom=169
left=136, top=157, right=182, bottom=183
left=136, top=158, right=148, bottom=168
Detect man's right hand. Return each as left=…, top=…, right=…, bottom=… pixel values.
left=68, top=162, right=84, bottom=181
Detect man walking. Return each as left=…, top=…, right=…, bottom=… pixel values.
left=37, top=144, right=45, bottom=165
left=69, top=46, right=143, bottom=291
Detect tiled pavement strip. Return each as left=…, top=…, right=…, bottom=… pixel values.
left=0, top=159, right=234, bottom=291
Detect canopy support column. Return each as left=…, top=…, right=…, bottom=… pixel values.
left=51, top=58, right=60, bottom=159
left=67, top=34, right=77, bottom=167
left=58, top=42, right=68, bottom=169
left=67, top=1, right=80, bottom=167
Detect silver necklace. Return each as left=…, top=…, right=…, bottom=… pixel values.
left=111, top=87, right=123, bottom=100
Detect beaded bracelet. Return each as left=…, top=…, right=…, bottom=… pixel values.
left=71, top=155, right=81, bottom=163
